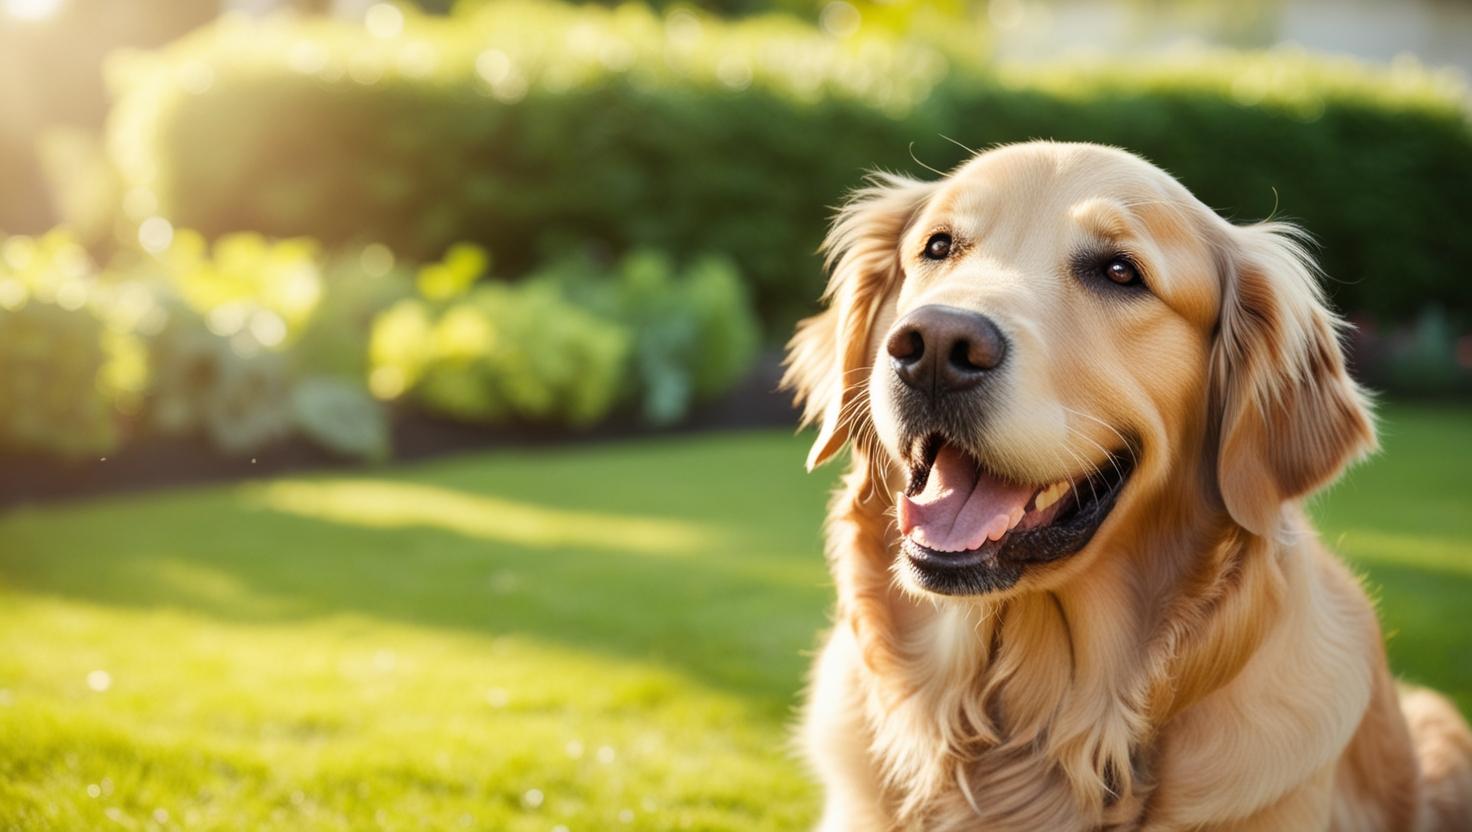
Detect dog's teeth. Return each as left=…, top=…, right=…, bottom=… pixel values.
left=1034, top=481, right=1071, bottom=512
left=987, top=517, right=1009, bottom=542
left=1034, top=483, right=1057, bottom=511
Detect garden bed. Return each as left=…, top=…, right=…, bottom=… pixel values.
left=0, top=354, right=797, bottom=508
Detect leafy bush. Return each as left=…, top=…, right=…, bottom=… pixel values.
left=139, top=306, right=297, bottom=455
left=0, top=223, right=762, bottom=460
left=291, top=376, right=392, bottom=461
left=369, top=246, right=761, bottom=427
left=0, top=233, right=138, bottom=457
left=0, top=229, right=401, bottom=460
left=371, top=282, right=631, bottom=427
left=105, top=2, right=1472, bottom=327
left=117, top=232, right=400, bottom=459
left=289, top=245, right=415, bottom=382
left=545, top=250, right=761, bottom=424
left=0, top=301, right=119, bottom=457
left=102, top=2, right=951, bottom=329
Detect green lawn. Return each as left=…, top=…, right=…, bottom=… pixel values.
left=0, top=405, right=1468, bottom=830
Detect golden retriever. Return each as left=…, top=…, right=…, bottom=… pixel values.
left=782, top=141, right=1472, bottom=830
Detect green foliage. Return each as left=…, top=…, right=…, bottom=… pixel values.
left=369, top=246, right=761, bottom=428
left=149, top=231, right=324, bottom=341
left=114, top=231, right=399, bottom=458
left=370, top=272, right=634, bottom=429
left=103, top=2, right=954, bottom=328
left=291, top=376, right=393, bottom=461
left=0, top=229, right=405, bottom=460
left=377, top=285, right=632, bottom=428
left=139, top=307, right=296, bottom=455
left=105, top=2, right=1472, bottom=327
left=546, top=250, right=762, bottom=425
left=1, top=222, right=760, bottom=459
left=289, top=248, right=416, bottom=382
left=0, top=232, right=136, bottom=458
left=0, top=301, right=118, bottom=458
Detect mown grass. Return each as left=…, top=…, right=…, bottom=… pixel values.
left=0, top=404, right=1467, bottom=830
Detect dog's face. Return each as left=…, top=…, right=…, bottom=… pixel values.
left=873, top=145, right=1222, bottom=595
left=785, top=142, right=1373, bottom=598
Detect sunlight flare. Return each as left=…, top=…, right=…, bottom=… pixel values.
left=249, top=479, right=713, bottom=555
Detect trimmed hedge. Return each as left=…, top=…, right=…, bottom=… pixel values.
left=105, top=2, right=1472, bottom=326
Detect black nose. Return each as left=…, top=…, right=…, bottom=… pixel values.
left=885, top=305, right=1006, bottom=396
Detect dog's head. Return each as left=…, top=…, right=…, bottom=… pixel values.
left=785, top=142, right=1374, bottom=598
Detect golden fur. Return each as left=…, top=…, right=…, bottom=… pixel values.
left=783, top=141, right=1472, bottom=830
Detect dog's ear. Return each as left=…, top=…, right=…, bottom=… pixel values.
left=1211, top=222, right=1376, bottom=535
left=783, top=173, right=934, bottom=470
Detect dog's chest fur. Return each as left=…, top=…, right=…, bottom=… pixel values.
left=856, top=602, right=1149, bottom=831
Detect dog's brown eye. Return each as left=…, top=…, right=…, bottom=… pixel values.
left=1104, top=258, right=1141, bottom=286
left=923, top=233, right=952, bottom=261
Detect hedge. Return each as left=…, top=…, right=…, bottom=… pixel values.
left=103, top=2, right=1472, bottom=326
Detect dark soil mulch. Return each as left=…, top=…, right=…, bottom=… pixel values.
left=0, top=355, right=801, bottom=509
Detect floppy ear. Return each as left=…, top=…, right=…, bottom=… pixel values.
left=1211, top=222, right=1377, bottom=536
left=782, top=173, right=934, bottom=470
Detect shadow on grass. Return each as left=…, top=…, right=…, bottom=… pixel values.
left=5, top=412, right=1469, bottom=717
left=0, top=432, right=836, bottom=714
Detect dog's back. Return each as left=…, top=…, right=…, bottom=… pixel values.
left=1401, top=686, right=1472, bottom=830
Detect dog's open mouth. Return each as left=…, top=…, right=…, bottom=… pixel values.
left=897, top=435, right=1135, bottom=595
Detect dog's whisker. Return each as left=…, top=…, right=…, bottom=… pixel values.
left=1056, top=438, right=1102, bottom=512
left=1060, top=406, right=1139, bottom=469
left=1064, top=420, right=1126, bottom=486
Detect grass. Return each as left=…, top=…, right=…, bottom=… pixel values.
left=0, top=404, right=1468, bottom=830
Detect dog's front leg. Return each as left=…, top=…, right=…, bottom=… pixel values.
left=802, top=625, right=894, bottom=832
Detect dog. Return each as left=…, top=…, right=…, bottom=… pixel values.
left=782, top=141, right=1472, bottom=830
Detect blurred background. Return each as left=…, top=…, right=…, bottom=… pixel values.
left=0, top=1, right=1468, bottom=829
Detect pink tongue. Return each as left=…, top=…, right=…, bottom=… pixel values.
left=898, top=445, right=1035, bottom=552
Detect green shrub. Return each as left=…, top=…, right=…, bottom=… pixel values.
left=117, top=232, right=403, bottom=459
left=139, top=305, right=297, bottom=455
left=370, top=283, right=633, bottom=428
left=545, top=250, right=761, bottom=424
left=3, top=220, right=761, bottom=460
left=0, top=228, right=399, bottom=460
left=291, top=376, right=392, bottom=461
left=103, top=2, right=953, bottom=328
left=369, top=244, right=761, bottom=427
left=105, top=3, right=1472, bottom=327
left=284, top=244, right=415, bottom=381
left=0, top=232, right=137, bottom=457
left=0, top=301, right=119, bottom=457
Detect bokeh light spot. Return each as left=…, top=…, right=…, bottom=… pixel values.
left=85, top=670, right=111, bottom=692
left=364, top=3, right=403, bottom=39
left=820, top=2, right=861, bottom=38
left=2, top=0, right=63, bottom=22
left=138, top=217, right=174, bottom=254
left=360, top=243, right=395, bottom=277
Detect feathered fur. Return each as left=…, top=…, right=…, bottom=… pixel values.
left=784, top=141, right=1472, bottom=831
